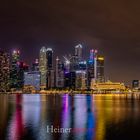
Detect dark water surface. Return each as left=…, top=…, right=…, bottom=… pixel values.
left=0, top=94, right=140, bottom=140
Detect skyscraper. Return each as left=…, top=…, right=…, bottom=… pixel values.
left=75, top=44, right=83, bottom=60
left=46, top=48, right=54, bottom=88
left=96, top=56, right=105, bottom=83
left=47, top=70, right=55, bottom=89
left=0, top=50, right=10, bottom=92
left=17, top=62, right=29, bottom=88
left=69, top=44, right=83, bottom=71
left=87, top=49, right=98, bottom=88
left=63, top=55, right=71, bottom=73
left=10, top=50, right=20, bottom=88
left=70, top=55, right=79, bottom=71
left=39, top=47, right=47, bottom=89
left=55, top=57, right=65, bottom=88
left=65, top=72, right=76, bottom=90
left=46, top=48, right=53, bottom=70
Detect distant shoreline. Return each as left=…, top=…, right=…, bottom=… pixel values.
left=0, top=90, right=135, bottom=94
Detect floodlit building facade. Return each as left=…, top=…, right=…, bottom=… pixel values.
left=39, top=47, right=47, bottom=89
left=91, top=81, right=126, bottom=91
left=0, top=50, right=10, bottom=92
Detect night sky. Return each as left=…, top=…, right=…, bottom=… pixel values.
left=0, top=0, right=140, bottom=84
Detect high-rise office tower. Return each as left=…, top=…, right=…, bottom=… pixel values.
left=39, top=47, right=47, bottom=89
left=94, top=50, right=98, bottom=80
left=70, top=44, right=83, bottom=71
left=70, top=54, right=79, bottom=71
left=46, top=48, right=54, bottom=88
left=0, top=50, right=10, bottom=92
left=75, top=44, right=83, bottom=60
left=87, top=49, right=98, bottom=88
left=46, top=48, right=53, bottom=70
left=65, top=72, right=76, bottom=90
left=17, top=62, right=29, bottom=88
left=96, top=56, right=105, bottom=83
left=55, top=57, right=65, bottom=88
left=47, top=69, right=55, bottom=89
left=63, top=56, right=70, bottom=73
left=10, top=50, right=20, bottom=88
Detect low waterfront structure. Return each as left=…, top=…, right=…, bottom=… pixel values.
left=91, top=81, right=126, bottom=91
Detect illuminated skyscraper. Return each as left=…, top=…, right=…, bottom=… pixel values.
left=96, top=56, right=105, bottom=83
left=69, top=44, right=83, bottom=71
left=46, top=48, right=53, bottom=70
left=46, top=48, right=54, bottom=88
left=75, top=44, right=83, bottom=60
left=87, top=49, right=98, bottom=88
left=70, top=55, right=79, bottom=71
left=0, top=50, right=10, bottom=92
left=55, top=57, right=65, bottom=88
left=10, top=50, right=20, bottom=88
left=17, top=62, right=29, bottom=88
left=65, top=72, right=76, bottom=90
left=63, top=56, right=70, bottom=73
left=39, top=47, right=47, bottom=89
left=47, top=69, right=55, bottom=88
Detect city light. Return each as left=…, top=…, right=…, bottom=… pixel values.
left=98, top=57, right=104, bottom=61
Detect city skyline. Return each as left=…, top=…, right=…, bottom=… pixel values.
left=0, top=43, right=138, bottom=85
left=1, top=45, right=107, bottom=92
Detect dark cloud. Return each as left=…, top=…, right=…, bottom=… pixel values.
left=0, top=0, right=140, bottom=84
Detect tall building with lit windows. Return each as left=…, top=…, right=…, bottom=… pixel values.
left=10, top=50, right=20, bottom=88
left=96, top=56, right=105, bottom=83
left=63, top=55, right=71, bottom=72
left=46, top=48, right=54, bottom=88
left=17, top=62, right=29, bottom=88
left=0, top=50, right=10, bottom=92
left=87, top=49, right=98, bottom=88
left=65, top=72, right=76, bottom=90
left=75, top=44, right=83, bottom=60
left=46, top=48, right=53, bottom=70
left=39, top=47, right=47, bottom=89
left=55, top=57, right=65, bottom=88
left=70, top=55, right=79, bottom=71
left=69, top=44, right=83, bottom=71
